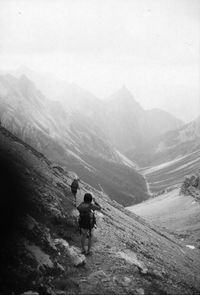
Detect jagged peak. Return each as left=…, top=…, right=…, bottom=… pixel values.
left=106, top=85, right=142, bottom=111
left=113, top=85, right=133, bottom=99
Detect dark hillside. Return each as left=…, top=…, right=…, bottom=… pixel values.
left=0, top=125, right=200, bottom=295
left=84, top=155, right=148, bottom=205
left=0, top=74, right=148, bottom=207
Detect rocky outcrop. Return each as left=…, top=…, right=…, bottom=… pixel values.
left=180, top=172, right=200, bottom=201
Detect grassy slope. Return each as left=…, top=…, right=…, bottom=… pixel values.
left=127, top=189, right=200, bottom=247
left=0, top=125, right=200, bottom=295
left=140, top=149, right=200, bottom=193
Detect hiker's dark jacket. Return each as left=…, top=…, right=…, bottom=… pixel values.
left=71, top=180, right=79, bottom=194
left=77, top=202, right=101, bottom=230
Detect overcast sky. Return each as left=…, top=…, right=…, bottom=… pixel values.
left=0, top=0, right=199, bottom=122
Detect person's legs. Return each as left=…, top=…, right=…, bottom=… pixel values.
left=72, top=190, right=77, bottom=205
left=80, top=228, right=87, bottom=253
left=87, top=230, right=93, bottom=254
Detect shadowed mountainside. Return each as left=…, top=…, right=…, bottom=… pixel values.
left=0, top=124, right=200, bottom=294
left=0, top=74, right=148, bottom=206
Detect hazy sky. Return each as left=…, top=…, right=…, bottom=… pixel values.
left=0, top=0, right=199, bottom=122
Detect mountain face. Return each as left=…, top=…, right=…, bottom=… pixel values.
left=103, top=86, right=146, bottom=153
left=102, top=87, right=183, bottom=155
left=1, top=124, right=200, bottom=295
left=12, top=68, right=184, bottom=155
left=0, top=74, right=148, bottom=206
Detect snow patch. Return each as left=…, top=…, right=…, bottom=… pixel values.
left=186, top=245, right=195, bottom=250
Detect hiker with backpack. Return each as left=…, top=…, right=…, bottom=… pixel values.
left=70, top=178, right=80, bottom=206
left=77, top=193, right=101, bottom=255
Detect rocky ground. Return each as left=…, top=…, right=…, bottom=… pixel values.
left=0, top=125, right=200, bottom=295
left=180, top=173, right=200, bottom=201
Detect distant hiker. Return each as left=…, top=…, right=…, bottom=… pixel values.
left=77, top=193, right=101, bottom=255
left=70, top=178, right=80, bottom=206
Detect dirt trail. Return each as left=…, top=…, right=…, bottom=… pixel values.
left=63, top=188, right=200, bottom=295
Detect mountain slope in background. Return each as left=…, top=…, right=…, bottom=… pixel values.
left=0, top=74, right=148, bottom=206
left=0, top=124, right=200, bottom=295
left=12, top=68, right=183, bottom=156
left=128, top=173, right=200, bottom=249
left=103, top=86, right=146, bottom=153
left=104, top=87, right=183, bottom=155
left=135, top=117, right=200, bottom=193
left=140, top=149, right=200, bottom=193
left=145, top=108, right=183, bottom=138
left=135, top=116, right=200, bottom=167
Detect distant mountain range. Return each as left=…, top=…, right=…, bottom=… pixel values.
left=103, top=86, right=183, bottom=155
left=0, top=73, right=147, bottom=205
left=1, top=68, right=199, bottom=200
left=12, top=67, right=184, bottom=153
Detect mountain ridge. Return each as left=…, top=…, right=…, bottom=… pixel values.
left=0, top=73, right=148, bottom=206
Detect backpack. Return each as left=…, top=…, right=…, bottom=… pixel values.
left=78, top=207, right=96, bottom=231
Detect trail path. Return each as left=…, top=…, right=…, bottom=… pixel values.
left=62, top=188, right=200, bottom=295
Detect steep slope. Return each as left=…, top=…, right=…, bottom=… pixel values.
left=128, top=172, right=200, bottom=249
left=13, top=66, right=104, bottom=117
left=0, top=74, right=148, bottom=206
left=128, top=188, right=200, bottom=248
left=1, top=125, right=200, bottom=295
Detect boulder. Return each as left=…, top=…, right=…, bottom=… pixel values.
left=116, top=250, right=148, bottom=274
left=67, top=246, right=86, bottom=267
left=55, top=239, right=86, bottom=267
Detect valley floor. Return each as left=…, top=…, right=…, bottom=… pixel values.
left=127, top=189, right=200, bottom=248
